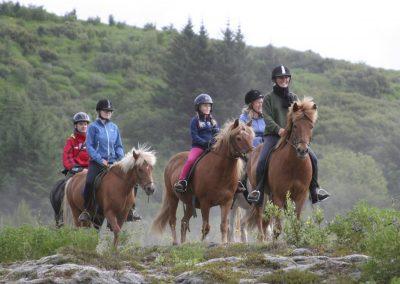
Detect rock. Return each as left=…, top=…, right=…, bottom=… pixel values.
left=333, top=254, right=369, bottom=263
left=175, top=271, right=204, bottom=284
left=195, top=256, right=242, bottom=267
left=291, top=248, right=313, bottom=256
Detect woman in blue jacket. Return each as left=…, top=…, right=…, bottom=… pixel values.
left=78, top=99, right=125, bottom=222
left=238, top=90, right=265, bottom=193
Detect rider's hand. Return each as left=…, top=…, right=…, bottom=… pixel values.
left=278, top=128, right=286, bottom=137
left=102, top=160, right=108, bottom=166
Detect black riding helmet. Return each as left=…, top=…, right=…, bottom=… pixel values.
left=245, top=89, right=263, bottom=105
left=96, top=99, right=113, bottom=111
left=271, top=65, right=291, bottom=80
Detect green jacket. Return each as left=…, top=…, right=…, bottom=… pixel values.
left=263, top=91, right=298, bottom=136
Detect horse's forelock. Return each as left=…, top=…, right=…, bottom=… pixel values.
left=114, top=145, right=156, bottom=173
left=276, top=97, right=318, bottom=149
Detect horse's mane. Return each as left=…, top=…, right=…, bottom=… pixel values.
left=113, top=144, right=157, bottom=174
left=212, top=119, right=255, bottom=178
left=276, top=97, right=318, bottom=149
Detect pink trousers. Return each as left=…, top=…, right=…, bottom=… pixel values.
left=179, top=147, right=204, bottom=180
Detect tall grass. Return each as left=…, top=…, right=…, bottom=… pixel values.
left=0, top=225, right=98, bottom=263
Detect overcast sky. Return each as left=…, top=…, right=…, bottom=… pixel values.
left=11, top=0, right=400, bottom=70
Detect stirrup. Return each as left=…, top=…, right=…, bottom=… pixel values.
left=174, top=180, right=187, bottom=193
left=247, top=190, right=261, bottom=203
left=78, top=210, right=91, bottom=222
left=317, top=188, right=330, bottom=202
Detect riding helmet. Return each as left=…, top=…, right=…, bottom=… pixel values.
left=73, top=112, right=90, bottom=124
left=96, top=99, right=113, bottom=111
left=194, top=93, right=213, bottom=110
left=271, top=65, right=291, bottom=80
left=245, top=89, right=263, bottom=105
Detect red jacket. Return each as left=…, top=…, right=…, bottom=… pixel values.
left=62, top=132, right=89, bottom=170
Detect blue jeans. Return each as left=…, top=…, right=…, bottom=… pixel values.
left=255, top=134, right=319, bottom=192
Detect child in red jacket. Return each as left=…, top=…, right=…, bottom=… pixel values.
left=62, top=112, right=90, bottom=174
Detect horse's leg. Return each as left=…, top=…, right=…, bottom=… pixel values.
left=240, top=208, right=249, bottom=243
left=228, top=201, right=238, bottom=243
left=104, top=211, right=121, bottom=248
left=168, top=194, right=179, bottom=245
left=220, top=201, right=232, bottom=244
left=200, top=204, right=211, bottom=241
left=294, top=193, right=308, bottom=219
left=272, top=196, right=285, bottom=239
left=255, top=205, right=265, bottom=242
left=181, top=202, right=193, bottom=244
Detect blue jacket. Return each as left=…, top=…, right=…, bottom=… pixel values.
left=190, top=115, right=219, bottom=149
left=86, top=118, right=124, bottom=165
left=239, top=112, right=266, bottom=147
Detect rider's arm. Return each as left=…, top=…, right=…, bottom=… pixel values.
left=263, top=94, right=280, bottom=135
left=62, top=137, right=75, bottom=170
left=114, top=125, right=124, bottom=161
left=190, top=117, right=208, bottom=148
left=86, top=125, right=103, bottom=164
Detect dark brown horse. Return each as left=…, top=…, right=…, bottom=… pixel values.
left=246, top=97, right=318, bottom=241
left=151, top=119, right=254, bottom=245
left=63, top=146, right=156, bottom=247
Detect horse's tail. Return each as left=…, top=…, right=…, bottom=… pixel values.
left=62, top=178, right=74, bottom=227
left=151, top=189, right=171, bottom=235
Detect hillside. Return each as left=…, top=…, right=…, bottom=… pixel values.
left=0, top=2, right=399, bottom=219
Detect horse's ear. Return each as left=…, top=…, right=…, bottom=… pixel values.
left=232, top=119, right=239, bottom=129
left=132, top=151, right=139, bottom=160
left=246, top=120, right=252, bottom=127
left=293, top=102, right=299, bottom=112
left=313, top=103, right=317, bottom=110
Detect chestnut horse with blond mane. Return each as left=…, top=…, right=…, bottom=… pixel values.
left=246, top=97, right=318, bottom=240
left=152, top=119, right=254, bottom=244
left=63, top=146, right=156, bottom=247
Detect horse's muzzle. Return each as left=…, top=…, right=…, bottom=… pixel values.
left=296, top=147, right=309, bottom=159
left=144, top=183, right=156, bottom=196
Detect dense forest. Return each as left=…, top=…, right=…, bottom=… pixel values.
left=0, top=2, right=399, bottom=221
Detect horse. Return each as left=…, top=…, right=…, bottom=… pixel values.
left=228, top=192, right=253, bottom=243
left=63, top=146, right=156, bottom=247
left=246, top=97, right=318, bottom=241
left=151, top=119, right=254, bottom=245
left=50, top=178, right=68, bottom=228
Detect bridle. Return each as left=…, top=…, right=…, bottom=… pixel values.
left=286, top=114, right=314, bottom=150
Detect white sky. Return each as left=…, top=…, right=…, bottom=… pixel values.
left=11, top=0, right=400, bottom=70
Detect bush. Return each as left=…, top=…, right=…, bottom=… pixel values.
left=329, top=202, right=400, bottom=282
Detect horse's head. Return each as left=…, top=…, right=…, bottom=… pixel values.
left=285, top=98, right=318, bottom=159
left=213, top=119, right=255, bottom=158
left=132, top=150, right=156, bottom=196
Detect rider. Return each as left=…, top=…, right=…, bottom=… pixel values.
left=247, top=65, right=330, bottom=204
left=62, top=112, right=90, bottom=175
left=238, top=90, right=265, bottom=194
left=78, top=99, right=140, bottom=222
left=174, top=93, right=220, bottom=193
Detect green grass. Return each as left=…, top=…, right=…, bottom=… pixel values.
left=0, top=225, right=98, bottom=263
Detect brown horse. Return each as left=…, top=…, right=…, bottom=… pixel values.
left=63, top=146, right=156, bottom=247
left=246, top=97, right=318, bottom=241
left=151, top=119, right=254, bottom=245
